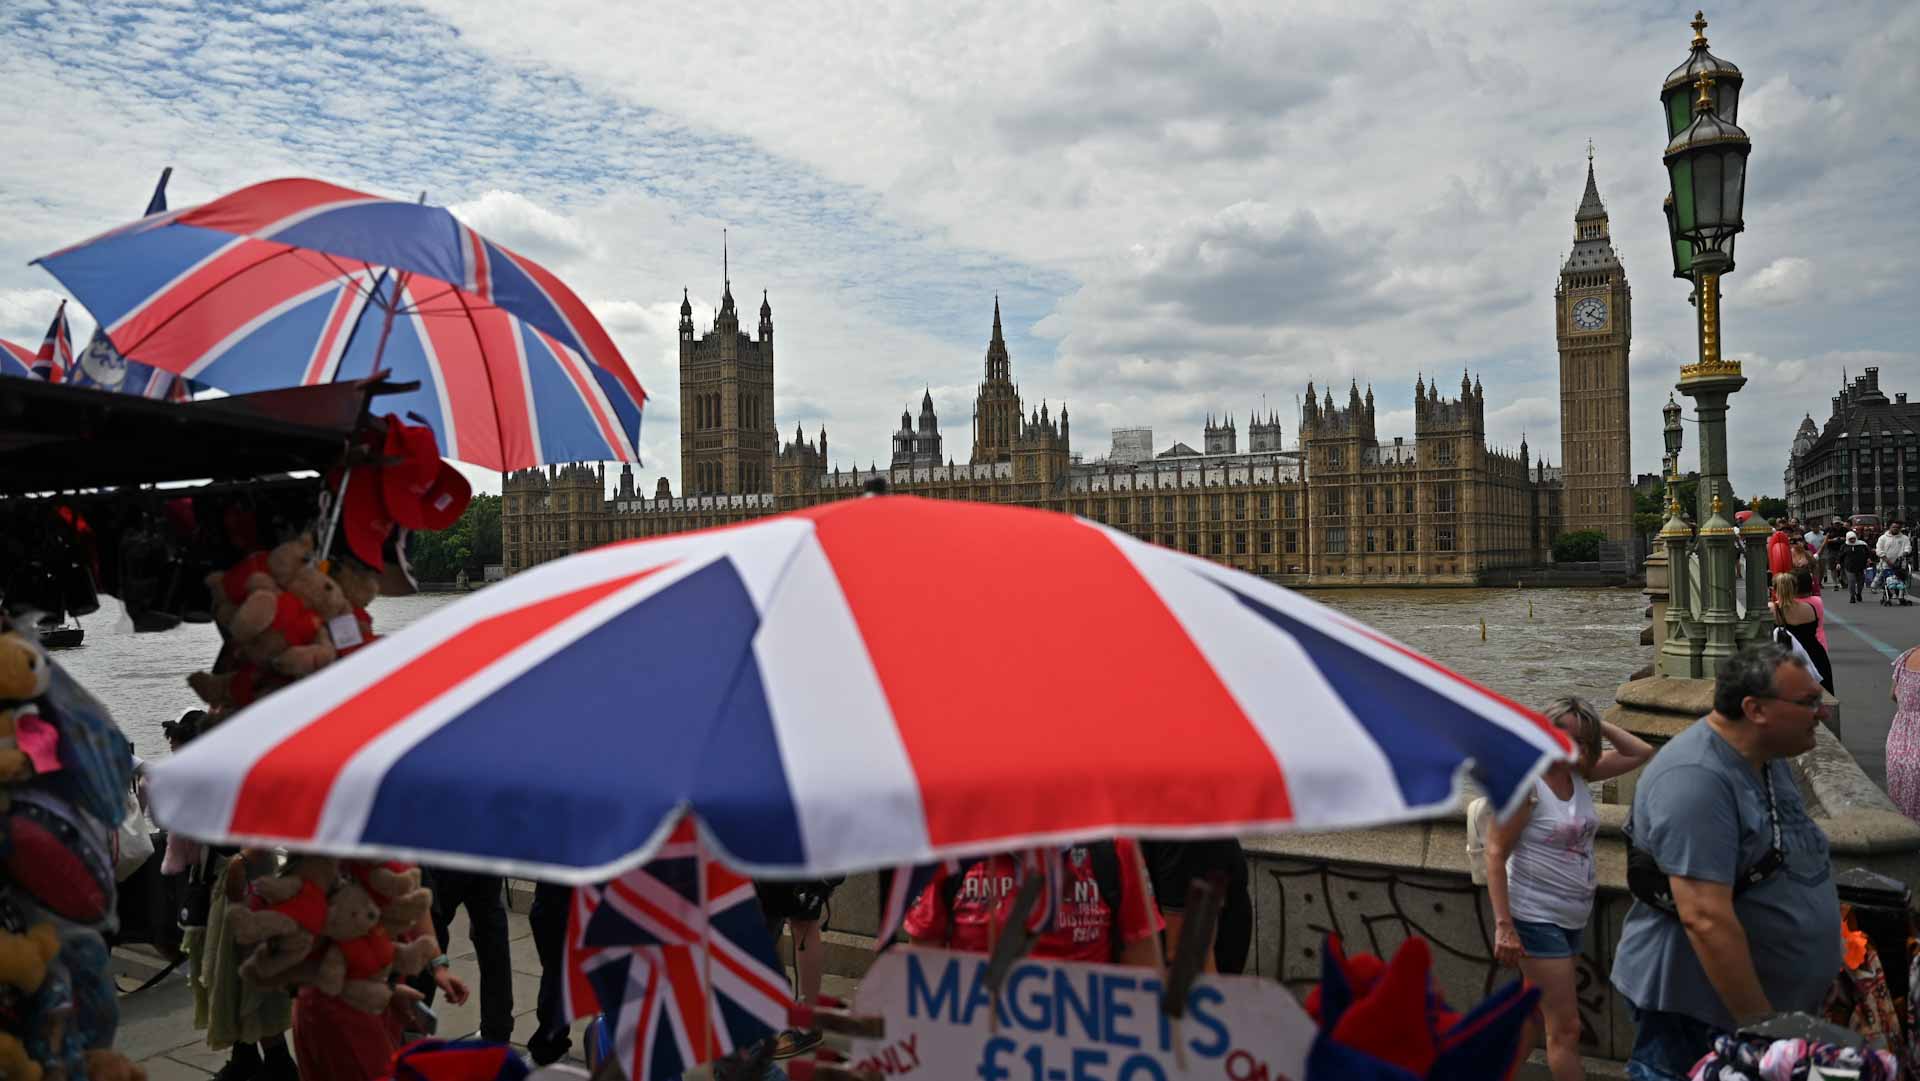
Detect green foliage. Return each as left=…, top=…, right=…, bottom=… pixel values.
left=1750, top=496, right=1789, bottom=521
left=1552, top=528, right=1606, bottom=563
left=406, top=493, right=502, bottom=583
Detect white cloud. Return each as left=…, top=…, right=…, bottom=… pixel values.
left=1734, top=256, right=1816, bottom=307
left=449, top=189, right=596, bottom=267
left=0, top=0, right=1913, bottom=504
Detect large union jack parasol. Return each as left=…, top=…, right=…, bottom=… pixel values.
left=148, top=496, right=1572, bottom=881
left=32, top=177, right=647, bottom=471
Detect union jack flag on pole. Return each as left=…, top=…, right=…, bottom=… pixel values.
left=31, top=300, right=72, bottom=382
left=565, top=816, right=793, bottom=1081
left=66, top=168, right=191, bottom=401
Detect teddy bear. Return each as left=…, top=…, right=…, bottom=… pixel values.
left=82, top=1049, right=147, bottom=1081
left=225, top=559, right=349, bottom=679
left=0, top=1032, right=38, bottom=1081
left=326, top=560, right=381, bottom=657
left=0, top=922, right=58, bottom=994
left=343, top=860, right=431, bottom=936
left=203, top=549, right=275, bottom=630
left=0, top=627, right=52, bottom=787
left=185, top=660, right=285, bottom=713
left=304, top=881, right=437, bottom=1013
left=231, top=856, right=338, bottom=988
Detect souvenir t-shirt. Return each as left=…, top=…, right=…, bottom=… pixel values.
left=903, top=840, right=1164, bottom=963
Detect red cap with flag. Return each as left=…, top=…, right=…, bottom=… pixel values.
left=381, top=419, right=471, bottom=531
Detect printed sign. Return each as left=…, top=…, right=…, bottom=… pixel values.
left=850, top=947, right=1315, bottom=1081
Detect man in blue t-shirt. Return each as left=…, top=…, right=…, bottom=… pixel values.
left=1613, top=644, right=1841, bottom=1081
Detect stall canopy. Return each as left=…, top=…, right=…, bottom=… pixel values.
left=0, top=377, right=393, bottom=496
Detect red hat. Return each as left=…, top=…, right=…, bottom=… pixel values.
left=341, top=463, right=398, bottom=571
left=381, top=419, right=471, bottom=531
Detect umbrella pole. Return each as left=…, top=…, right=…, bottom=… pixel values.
left=316, top=269, right=408, bottom=568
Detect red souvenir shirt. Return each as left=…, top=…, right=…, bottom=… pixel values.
left=903, top=840, right=1163, bottom=963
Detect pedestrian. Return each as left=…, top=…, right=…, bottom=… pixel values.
left=905, top=840, right=1164, bottom=968
left=1770, top=573, right=1834, bottom=694
left=1790, top=567, right=1828, bottom=653
left=754, top=877, right=843, bottom=1059
left=1484, top=698, right=1654, bottom=1081
left=1802, top=523, right=1823, bottom=559
left=412, top=868, right=512, bottom=1043
left=1613, top=644, right=1841, bottom=1081
left=1141, top=839, right=1253, bottom=974
left=1844, top=531, right=1873, bottom=603
left=526, top=881, right=575, bottom=1066
left=1888, top=644, right=1920, bottom=823
left=1877, top=521, right=1910, bottom=575
left=1824, top=519, right=1847, bottom=587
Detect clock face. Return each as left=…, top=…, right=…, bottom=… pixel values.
left=1571, top=296, right=1608, bottom=330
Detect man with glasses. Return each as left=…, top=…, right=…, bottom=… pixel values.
left=1612, top=644, right=1841, bottom=1081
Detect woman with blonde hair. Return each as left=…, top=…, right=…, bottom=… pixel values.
left=1485, top=698, right=1654, bottom=1081
left=1772, top=571, right=1834, bottom=693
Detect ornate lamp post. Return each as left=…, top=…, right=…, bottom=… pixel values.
left=1658, top=394, right=1698, bottom=675
left=1662, top=11, right=1758, bottom=673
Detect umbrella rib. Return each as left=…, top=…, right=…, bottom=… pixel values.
left=110, top=244, right=305, bottom=361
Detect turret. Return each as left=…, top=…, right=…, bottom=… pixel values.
left=679, top=288, right=694, bottom=341
left=758, top=289, right=772, bottom=341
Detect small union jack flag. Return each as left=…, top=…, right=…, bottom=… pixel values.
left=564, top=815, right=792, bottom=1081
left=31, top=300, right=72, bottom=382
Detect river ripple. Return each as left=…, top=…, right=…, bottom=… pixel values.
left=56, top=586, right=1648, bottom=761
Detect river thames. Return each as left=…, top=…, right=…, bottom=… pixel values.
left=60, top=586, right=1649, bottom=760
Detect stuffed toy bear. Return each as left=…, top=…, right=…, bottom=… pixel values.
left=326, top=561, right=381, bottom=657
left=0, top=922, right=58, bottom=993
left=231, top=856, right=339, bottom=987
left=82, top=1049, right=146, bottom=1081
left=185, top=660, right=285, bottom=713
left=343, top=860, right=431, bottom=936
left=305, top=881, right=437, bottom=1013
left=0, top=1031, right=39, bottom=1081
left=204, top=549, right=275, bottom=630
left=0, top=628, right=52, bottom=788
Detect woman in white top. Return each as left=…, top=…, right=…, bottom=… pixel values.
left=1485, top=697, right=1654, bottom=1081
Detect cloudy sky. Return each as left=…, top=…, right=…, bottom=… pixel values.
left=1, top=0, right=1913, bottom=499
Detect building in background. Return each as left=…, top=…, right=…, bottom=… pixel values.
left=505, top=302, right=1564, bottom=583
left=1556, top=155, right=1635, bottom=555
left=1788, top=368, right=1919, bottom=525
left=679, top=238, right=776, bottom=497
left=1785, top=414, right=1818, bottom=520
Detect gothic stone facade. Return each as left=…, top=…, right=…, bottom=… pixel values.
left=1556, top=159, right=1635, bottom=545
left=678, top=248, right=776, bottom=497
left=505, top=301, right=1562, bottom=583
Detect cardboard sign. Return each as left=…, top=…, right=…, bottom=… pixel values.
left=850, top=947, right=1316, bottom=1081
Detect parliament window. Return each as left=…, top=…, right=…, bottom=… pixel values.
left=1436, top=484, right=1456, bottom=512
left=1234, top=532, right=1248, bottom=555
left=1208, top=495, right=1224, bottom=520
left=1436, top=441, right=1454, bottom=464
left=1325, top=528, right=1348, bottom=554
left=1211, top=534, right=1224, bottom=555
left=1115, top=500, right=1130, bottom=525
left=1256, top=493, right=1271, bottom=518
left=1186, top=495, right=1200, bottom=520
left=1386, top=528, right=1397, bottom=551
left=1285, top=531, right=1299, bottom=554
left=1364, top=489, right=1376, bottom=514
left=1141, top=500, right=1154, bottom=524
left=1232, top=493, right=1247, bottom=519
left=1405, top=527, right=1417, bottom=551
left=1328, top=446, right=1344, bottom=466
left=1403, top=487, right=1415, bottom=513
left=1283, top=492, right=1298, bottom=518
left=1323, top=488, right=1343, bottom=517
left=1365, top=529, right=1377, bottom=553
left=1187, top=534, right=1200, bottom=554
left=1436, top=526, right=1456, bottom=551
left=1259, top=531, right=1274, bottom=554
left=1160, top=496, right=1175, bottom=520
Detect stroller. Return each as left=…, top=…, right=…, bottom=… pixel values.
left=1883, top=553, right=1912, bottom=606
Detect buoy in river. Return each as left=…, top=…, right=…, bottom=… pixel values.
left=1480, top=617, right=1488, bottom=641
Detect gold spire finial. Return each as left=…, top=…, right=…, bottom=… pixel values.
left=1695, top=70, right=1716, bottom=113
left=1691, top=11, right=1708, bottom=48
left=1669, top=497, right=1683, bottom=516
left=1711, top=494, right=1724, bottom=515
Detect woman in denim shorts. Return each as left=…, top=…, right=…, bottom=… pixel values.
left=1484, top=698, right=1654, bottom=1081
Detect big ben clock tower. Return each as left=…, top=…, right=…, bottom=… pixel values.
left=1557, top=149, right=1634, bottom=548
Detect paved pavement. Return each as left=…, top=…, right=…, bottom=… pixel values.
left=1817, top=574, right=1918, bottom=790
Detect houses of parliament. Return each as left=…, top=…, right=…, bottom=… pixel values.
left=503, top=163, right=1638, bottom=584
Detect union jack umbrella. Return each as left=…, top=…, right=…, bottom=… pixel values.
left=148, top=496, right=1573, bottom=882
left=32, top=177, right=647, bottom=471
left=0, top=339, right=36, bottom=378
left=567, top=816, right=792, bottom=1080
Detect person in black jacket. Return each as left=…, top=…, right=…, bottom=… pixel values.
left=1843, top=532, right=1873, bottom=603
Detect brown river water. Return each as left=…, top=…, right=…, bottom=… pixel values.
left=55, top=586, right=1649, bottom=761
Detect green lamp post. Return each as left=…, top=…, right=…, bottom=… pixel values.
left=1658, top=394, right=1699, bottom=676
left=1663, top=12, right=1754, bottom=672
